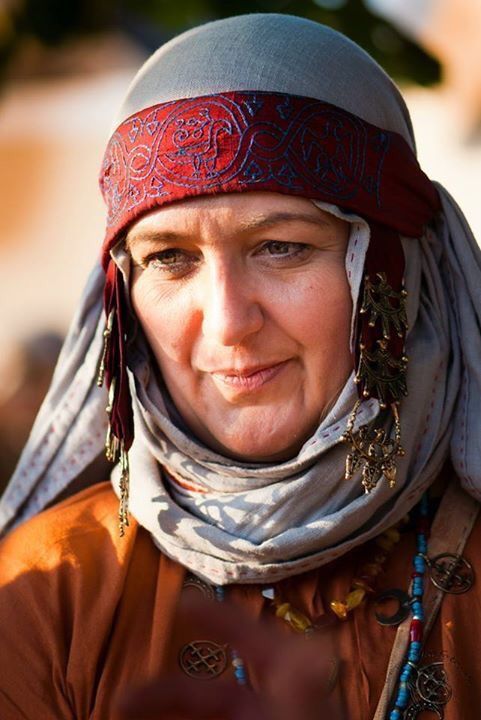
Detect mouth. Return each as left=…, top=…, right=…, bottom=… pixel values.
left=209, top=360, right=290, bottom=393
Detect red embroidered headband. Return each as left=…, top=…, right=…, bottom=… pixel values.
left=97, top=91, right=441, bottom=525
left=99, top=91, right=438, bottom=267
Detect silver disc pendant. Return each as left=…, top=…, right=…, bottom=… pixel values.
left=416, top=662, right=452, bottom=706
left=429, top=553, right=474, bottom=594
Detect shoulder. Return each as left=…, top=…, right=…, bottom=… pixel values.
left=0, top=482, right=138, bottom=585
left=0, top=485, right=149, bottom=719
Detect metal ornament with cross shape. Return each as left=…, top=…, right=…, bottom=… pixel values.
left=428, top=553, right=474, bottom=594
left=179, top=640, right=228, bottom=680
left=416, top=662, right=453, bottom=706
left=403, top=661, right=452, bottom=718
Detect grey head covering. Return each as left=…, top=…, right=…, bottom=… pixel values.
left=116, top=13, right=415, bottom=147
left=1, top=15, right=480, bottom=586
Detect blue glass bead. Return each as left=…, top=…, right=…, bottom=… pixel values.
left=389, top=709, right=402, bottom=720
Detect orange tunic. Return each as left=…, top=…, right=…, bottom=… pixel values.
left=0, top=482, right=480, bottom=719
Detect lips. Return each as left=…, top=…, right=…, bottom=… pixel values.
left=209, top=360, right=290, bottom=393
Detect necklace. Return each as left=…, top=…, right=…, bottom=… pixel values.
left=214, top=586, right=249, bottom=686
left=215, top=494, right=431, bottom=716
left=330, top=517, right=406, bottom=621
left=388, top=493, right=429, bottom=719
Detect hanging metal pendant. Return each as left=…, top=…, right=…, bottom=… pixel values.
left=179, top=640, right=228, bottom=680
left=416, top=662, right=452, bottom=706
left=344, top=271, right=409, bottom=494
left=374, top=588, right=411, bottom=626
left=118, top=443, right=130, bottom=537
left=428, top=553, right=474, bottom=594
left=357, top=272, right=409, bottom=407
left=343, top=400, right=405, bottom=493
left=404, top=661, right=453, bottom=718
left=355, top=340, right=408, bottom=408
left=360, top=272, right=408, bottom=341
left=96, top=308, right=115, bottom=387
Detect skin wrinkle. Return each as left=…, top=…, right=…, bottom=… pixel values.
left=127, top=191, right=353, bottom=463
left=125, top=211, right=332, bottom=249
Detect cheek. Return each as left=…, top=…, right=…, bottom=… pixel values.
left=131, top=279, right=197, bottom=364
left=273, top=265, right=352, bottom=352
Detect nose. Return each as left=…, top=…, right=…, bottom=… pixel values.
left=201, top=261, right=264, bottom=346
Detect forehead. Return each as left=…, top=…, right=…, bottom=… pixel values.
left=126, top=191, right=339, bottom=241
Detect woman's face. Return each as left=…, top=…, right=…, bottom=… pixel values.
left=128, top=192, right=352, bottom=462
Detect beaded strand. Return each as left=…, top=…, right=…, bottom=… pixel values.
left=330, top=520, right=406, bottom=620
left=215, top=494, right=431, bottom=709
left=388, top=494, right=429, bottom=719
left=215, top=586, right=249, bottom=686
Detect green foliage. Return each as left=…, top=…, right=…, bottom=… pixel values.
left=1, top=0, right=439, bottom=84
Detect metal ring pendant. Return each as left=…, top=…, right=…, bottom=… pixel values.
left=374, top=588, right=411, bottom=626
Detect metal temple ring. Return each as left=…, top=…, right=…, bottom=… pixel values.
left=374, top=588, right=411, bottom=626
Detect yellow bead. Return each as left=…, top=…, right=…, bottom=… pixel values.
left=346, top=588, right=366, bottom=610
left=330, top=600, right=349, bottom=620
left=275, top=602, right=291, bottom=619
left=275, top=602, right=312, bottom=632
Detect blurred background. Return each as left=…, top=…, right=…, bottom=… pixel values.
left=1, top=0, right=481, bottom=488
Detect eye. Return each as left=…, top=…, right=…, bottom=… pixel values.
left=141, top=248, right=199, bottom=276
left=256, top=240, right=311, bottom=260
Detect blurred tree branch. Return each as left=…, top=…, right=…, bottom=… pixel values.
left=0, top=0, right=439, bottom=84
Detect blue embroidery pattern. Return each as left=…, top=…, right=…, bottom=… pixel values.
left=100, top=91, right=391, bottom=232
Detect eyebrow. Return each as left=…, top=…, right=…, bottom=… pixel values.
left=237, top=210, right=331, bottom=233
left=126, top=210, right=330, bottom=248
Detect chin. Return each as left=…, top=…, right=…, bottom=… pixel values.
left=206, top=429, right=306, bottom=463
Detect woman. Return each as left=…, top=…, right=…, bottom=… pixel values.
left=1, top=13, right=481, bottom=720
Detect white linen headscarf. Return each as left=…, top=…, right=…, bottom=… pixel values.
left=1, top=14, right=481, bottom=585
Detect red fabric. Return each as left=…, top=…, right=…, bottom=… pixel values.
left=103, top=262, right=134, bottom=449
left=99, top=91, right=440, bottom=268
left=1, top=481, right=481, bottom=720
